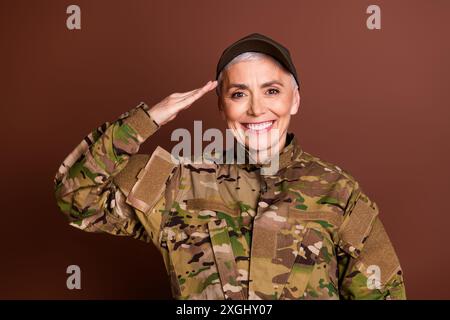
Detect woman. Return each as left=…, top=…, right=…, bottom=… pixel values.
left=54, top=33, right=406, bottom=300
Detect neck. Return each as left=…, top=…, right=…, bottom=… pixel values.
left=247, top=132, right=289, bottom=164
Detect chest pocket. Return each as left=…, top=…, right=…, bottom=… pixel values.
left=279, top=207, right=342, bottom=300
left=163, top=198, right=246, bottom=300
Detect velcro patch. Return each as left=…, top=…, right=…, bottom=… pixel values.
left=359, top=218, right=401, bottom=286
left=125, top=146, right=177, bottom=213
left=113, top=154, right=150, bottom=197
left=338, top=193, right=378, bottom=257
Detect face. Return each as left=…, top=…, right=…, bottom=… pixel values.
left=218, top=56, right=300, bottom=163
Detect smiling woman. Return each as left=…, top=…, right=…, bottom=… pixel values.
left=54, top=33, right=406, bottom=300
left=217, top=51, right=300, bottom=163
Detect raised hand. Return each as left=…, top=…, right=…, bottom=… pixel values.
left=147, top=80, right=218, bottom=126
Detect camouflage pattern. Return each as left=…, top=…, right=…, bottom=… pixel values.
left=54, top=102, right=407, bottom=300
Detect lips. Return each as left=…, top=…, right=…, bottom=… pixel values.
left=241, top=120, right=275, bottom=133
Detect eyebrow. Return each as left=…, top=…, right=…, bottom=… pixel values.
left=226, top=80, right=284, bottom=92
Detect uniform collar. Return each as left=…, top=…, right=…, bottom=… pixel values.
left=234, top=132, right=303, bottom=174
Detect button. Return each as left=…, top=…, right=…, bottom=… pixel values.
left=258, top=201, right=268, bottom=208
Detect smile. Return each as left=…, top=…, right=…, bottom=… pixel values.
left=241, top=120, right=275, bottom=133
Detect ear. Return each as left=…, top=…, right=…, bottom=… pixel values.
left=290, top=89, right=300, bottom=115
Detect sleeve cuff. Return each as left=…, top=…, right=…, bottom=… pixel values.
left=123, top=102, right=160, bottom=141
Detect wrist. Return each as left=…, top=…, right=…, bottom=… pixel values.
left=146, top=107, right=163, bottom=127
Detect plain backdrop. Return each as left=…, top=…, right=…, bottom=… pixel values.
left=1, top=0, right=449, bottom=299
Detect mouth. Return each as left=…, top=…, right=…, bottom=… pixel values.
left=240, top=120, right=276, bottom=133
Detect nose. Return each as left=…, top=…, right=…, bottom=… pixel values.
left=247, top=94, right=267, bottom=117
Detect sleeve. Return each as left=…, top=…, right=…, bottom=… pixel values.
left=336, top=184, right=407, bottom=300
left=53, top=102, right=177, bottom=246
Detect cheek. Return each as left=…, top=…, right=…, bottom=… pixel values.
left=271, top=99, right=294, bottom=118
left=223, top=103, right=245, bottom=122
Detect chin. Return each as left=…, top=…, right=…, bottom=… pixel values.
left=247, top=139, right=272, bottom=151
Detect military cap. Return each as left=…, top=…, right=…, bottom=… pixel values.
left=215, top=32, right=300, bottom=87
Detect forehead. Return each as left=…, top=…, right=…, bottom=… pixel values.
left=223, top=56, right=290, bottom=84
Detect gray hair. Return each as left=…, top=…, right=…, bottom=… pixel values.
left=216, top=51, right=299, bottom=96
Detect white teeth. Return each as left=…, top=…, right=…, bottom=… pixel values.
left=245, top=121, right=273, bottom=131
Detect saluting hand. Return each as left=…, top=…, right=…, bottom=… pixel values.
left=147, top=80, right=218, bottom=126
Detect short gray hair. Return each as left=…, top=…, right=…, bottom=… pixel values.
left=216, top=51, right=298, bottom=96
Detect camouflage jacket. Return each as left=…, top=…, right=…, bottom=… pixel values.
left=54, top=102, right=406, bottom=300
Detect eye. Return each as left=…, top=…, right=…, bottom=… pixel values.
left=267, top=88, right=280, bottom=95
left=231, top=91, right=245, bottom=99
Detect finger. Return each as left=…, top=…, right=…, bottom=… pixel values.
left=174, top=80, right=215, bottom=99
left=177, top=88, right=209, bottom=108
left=209, top=80, right=218, bottom=89
left=170, top=81, right=217, bottom=113
left=171, top=88, right=197, bottom=98
left=180, top=80, right=217, bottom=103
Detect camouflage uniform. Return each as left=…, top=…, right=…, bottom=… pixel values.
left=54, top=102, right=406, bottom=300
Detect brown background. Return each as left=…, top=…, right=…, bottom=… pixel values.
left=1, top=0, right=449, bottom=299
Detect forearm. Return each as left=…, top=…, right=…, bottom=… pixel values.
left=54, top=102, right=159, bottom=232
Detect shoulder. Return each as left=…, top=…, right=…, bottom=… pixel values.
left=289, top=150, right=365, bottom=213
left=297, top=150, right=358, bottom=183
left=296, top=150, right=380, bottom=221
